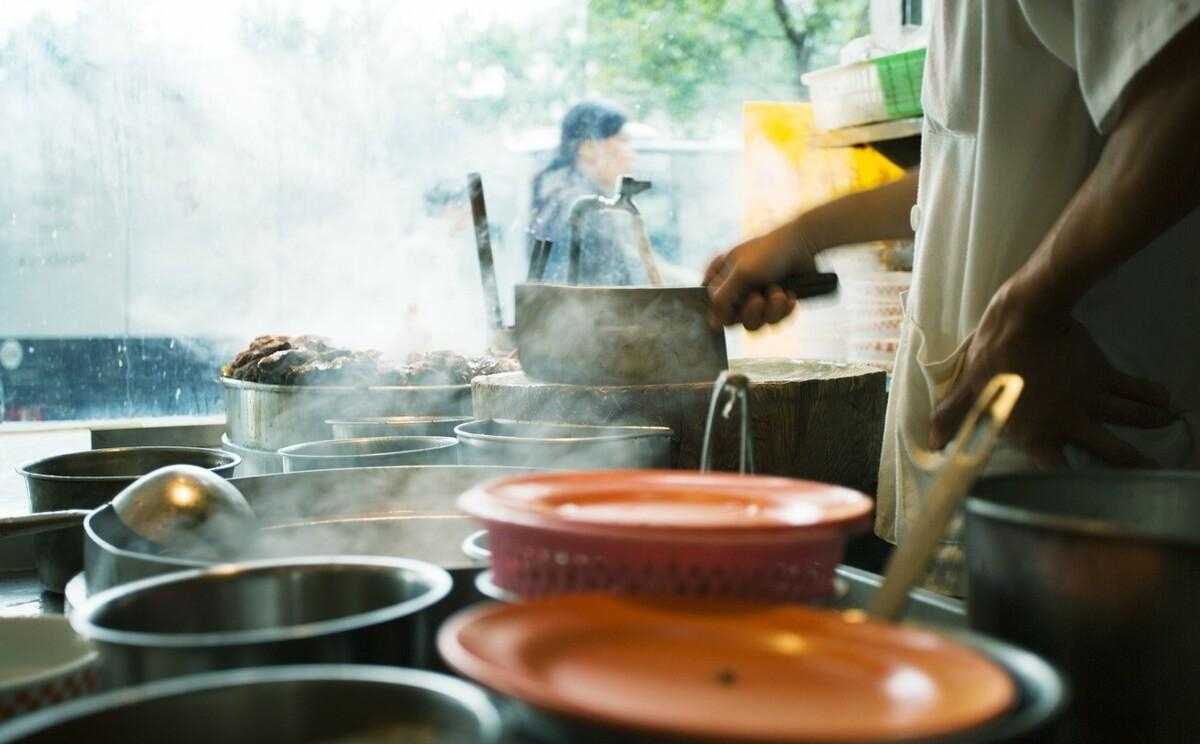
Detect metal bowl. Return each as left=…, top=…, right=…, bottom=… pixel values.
left=277, top=436, right=458, bottom=472
left=220, top=434, right=282, bottom=476
left=16, top=447, right=240, bottom=593
left=328, top=415, right=473, bottom=440
left=222, top=377, right=471, bottom=451
left=0, top=664, right=504, bottom=743
left=454, top=419, right=673, bottom=469
left=71, top=556, right=452, bottom=687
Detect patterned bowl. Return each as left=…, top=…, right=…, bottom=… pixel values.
left=0, top=617, right=98, bottom=721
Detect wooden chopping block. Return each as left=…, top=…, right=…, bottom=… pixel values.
left=471, top=357, right=887, bottom=495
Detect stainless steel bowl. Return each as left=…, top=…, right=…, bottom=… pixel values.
left=328, top=415, right=473, bottom=440
left=71, top=556, right=452, bottom=686
left=277, top=436, right=458, bottom=472
left=454, top=419, right=672, bottom=469
left=222, top=377, right=471, bottom=451
left=0, top=664, right=504, bottom=743
left=16, top=447, right=240, bottom=593
left=220, top=433, right=282, bottom=476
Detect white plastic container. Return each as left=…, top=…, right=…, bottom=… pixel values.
left=802, top=60, right=887, bottom=131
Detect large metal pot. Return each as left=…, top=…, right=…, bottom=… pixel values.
left=0, top=664, right=505, bottom=743
left=966, top=471, right=1200, bottom=743
left=81, top=465, right=534, bottom=595
left=277, top=436, right=458, bottom=472
left=221, top=377, right=470, bottom=451
left=14, top=447, right=239, bottom=593
left=72, top=556, right=451, bottom=687
left=455, top=419, right=673, bottom=469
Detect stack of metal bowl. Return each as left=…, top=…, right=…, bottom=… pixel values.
left=219, top=377, right=472, bottom=476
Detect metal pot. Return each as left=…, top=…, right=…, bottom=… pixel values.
left=277, top=436, right=458, bottom=472
left=220, top=433, right=282, bottom=476
left=327, top=415, right=473, bottom=440
left=82, top=465, right=535, bottom=595
left=454, top=419, right=673, bottom=469
left=0, top=664, right=505, bottom=743
left=221, top=377, right=471, bottom=451
left=13, top=447, right=240, bottom=593
left=72, top=556, right=451, bottom=686
left=966, top=471, right=1200, bottom=744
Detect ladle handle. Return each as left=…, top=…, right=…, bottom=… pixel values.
left=868, top=373, right=1024, bottom=621
left=467, top=172, right=504, bottom=331
left=0, top=510, right=91, bottom=540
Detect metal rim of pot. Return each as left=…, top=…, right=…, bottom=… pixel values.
left=71, top=555, right=452, bottom=649
left=0, top=664, right=506, bottom=743
left=219, top=376, right=470, bottom=396
left=454, top=419, right=674, bottom=445
left=326, top=415, right=474, bottom=428
left=276, top=436, right=458, bottom=463
left=966, top=470, right=1200, bottom=548
left=16, top=446, right=241, bottom=482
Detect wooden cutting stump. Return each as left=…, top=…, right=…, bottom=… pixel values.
left=472, top=358, right=887, bottom=495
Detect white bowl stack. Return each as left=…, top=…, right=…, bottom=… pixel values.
left=841, top=271, right=911, bottom=372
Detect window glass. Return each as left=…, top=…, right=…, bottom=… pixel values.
left=0, top=0, right=867, bottom=423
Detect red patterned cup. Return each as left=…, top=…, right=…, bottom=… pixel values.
left=0, top=617, right=98, bottom=722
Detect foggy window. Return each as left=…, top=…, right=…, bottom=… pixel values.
left=0, top=0, right=866, bottom=423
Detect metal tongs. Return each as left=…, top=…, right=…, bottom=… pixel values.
left=700, top=371, right=754, bottom=474
left=868, top=373, right=1024, bottom=620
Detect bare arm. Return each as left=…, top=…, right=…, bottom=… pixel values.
left=929, top=17, right=1200, bottom=465
left=1006, top=20, right=1200, bottom=314
left=706, top=168, right=918, bottom=329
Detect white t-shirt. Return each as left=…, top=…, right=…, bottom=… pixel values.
left=878, top=0, right=1200, bottom=595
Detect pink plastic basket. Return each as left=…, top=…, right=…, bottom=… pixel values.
left=458, top=469, right=873, bottom=603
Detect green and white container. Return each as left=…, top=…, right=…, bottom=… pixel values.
left=802, top=47, right=926, bottom=131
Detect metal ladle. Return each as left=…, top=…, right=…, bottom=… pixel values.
left=0, top=465, right=255, bottom=557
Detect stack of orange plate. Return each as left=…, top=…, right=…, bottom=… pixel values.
left=439, top=594, right=1017, bottom=743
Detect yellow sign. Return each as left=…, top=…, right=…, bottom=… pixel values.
left=740, top=101, right=905, bottom=357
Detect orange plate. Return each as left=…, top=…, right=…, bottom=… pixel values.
left=459, top=470, right=872, bottom=535
left=439, top=595, right=1016, bottom=743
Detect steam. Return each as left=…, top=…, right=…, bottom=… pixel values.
left=0, top=1, right=744, bottom=375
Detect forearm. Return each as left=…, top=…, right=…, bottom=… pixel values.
left=788, top=168, right=919, bottom=254
left=1009, top=18, right=1200, bottom=315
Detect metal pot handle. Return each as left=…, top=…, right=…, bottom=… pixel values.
left=0, top=509, right=91, bottom=540
left=868, top=373, right=1024, bottom=621
left=700, top=371, right=754, bottom=474
left=527, top=237, right=552, bottom=283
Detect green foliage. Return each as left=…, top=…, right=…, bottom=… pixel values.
left=445, top=0, right=868, bottom=136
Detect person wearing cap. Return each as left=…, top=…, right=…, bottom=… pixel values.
left=705, top=3, right=1200, bottom=594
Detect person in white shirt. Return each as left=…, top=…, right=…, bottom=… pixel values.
left=706, top=2, right=1200, bottom=595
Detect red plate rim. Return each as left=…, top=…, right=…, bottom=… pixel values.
left=438, top=595, right=1017, bottom=743
left=457, top=469, right=873, bottom=536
